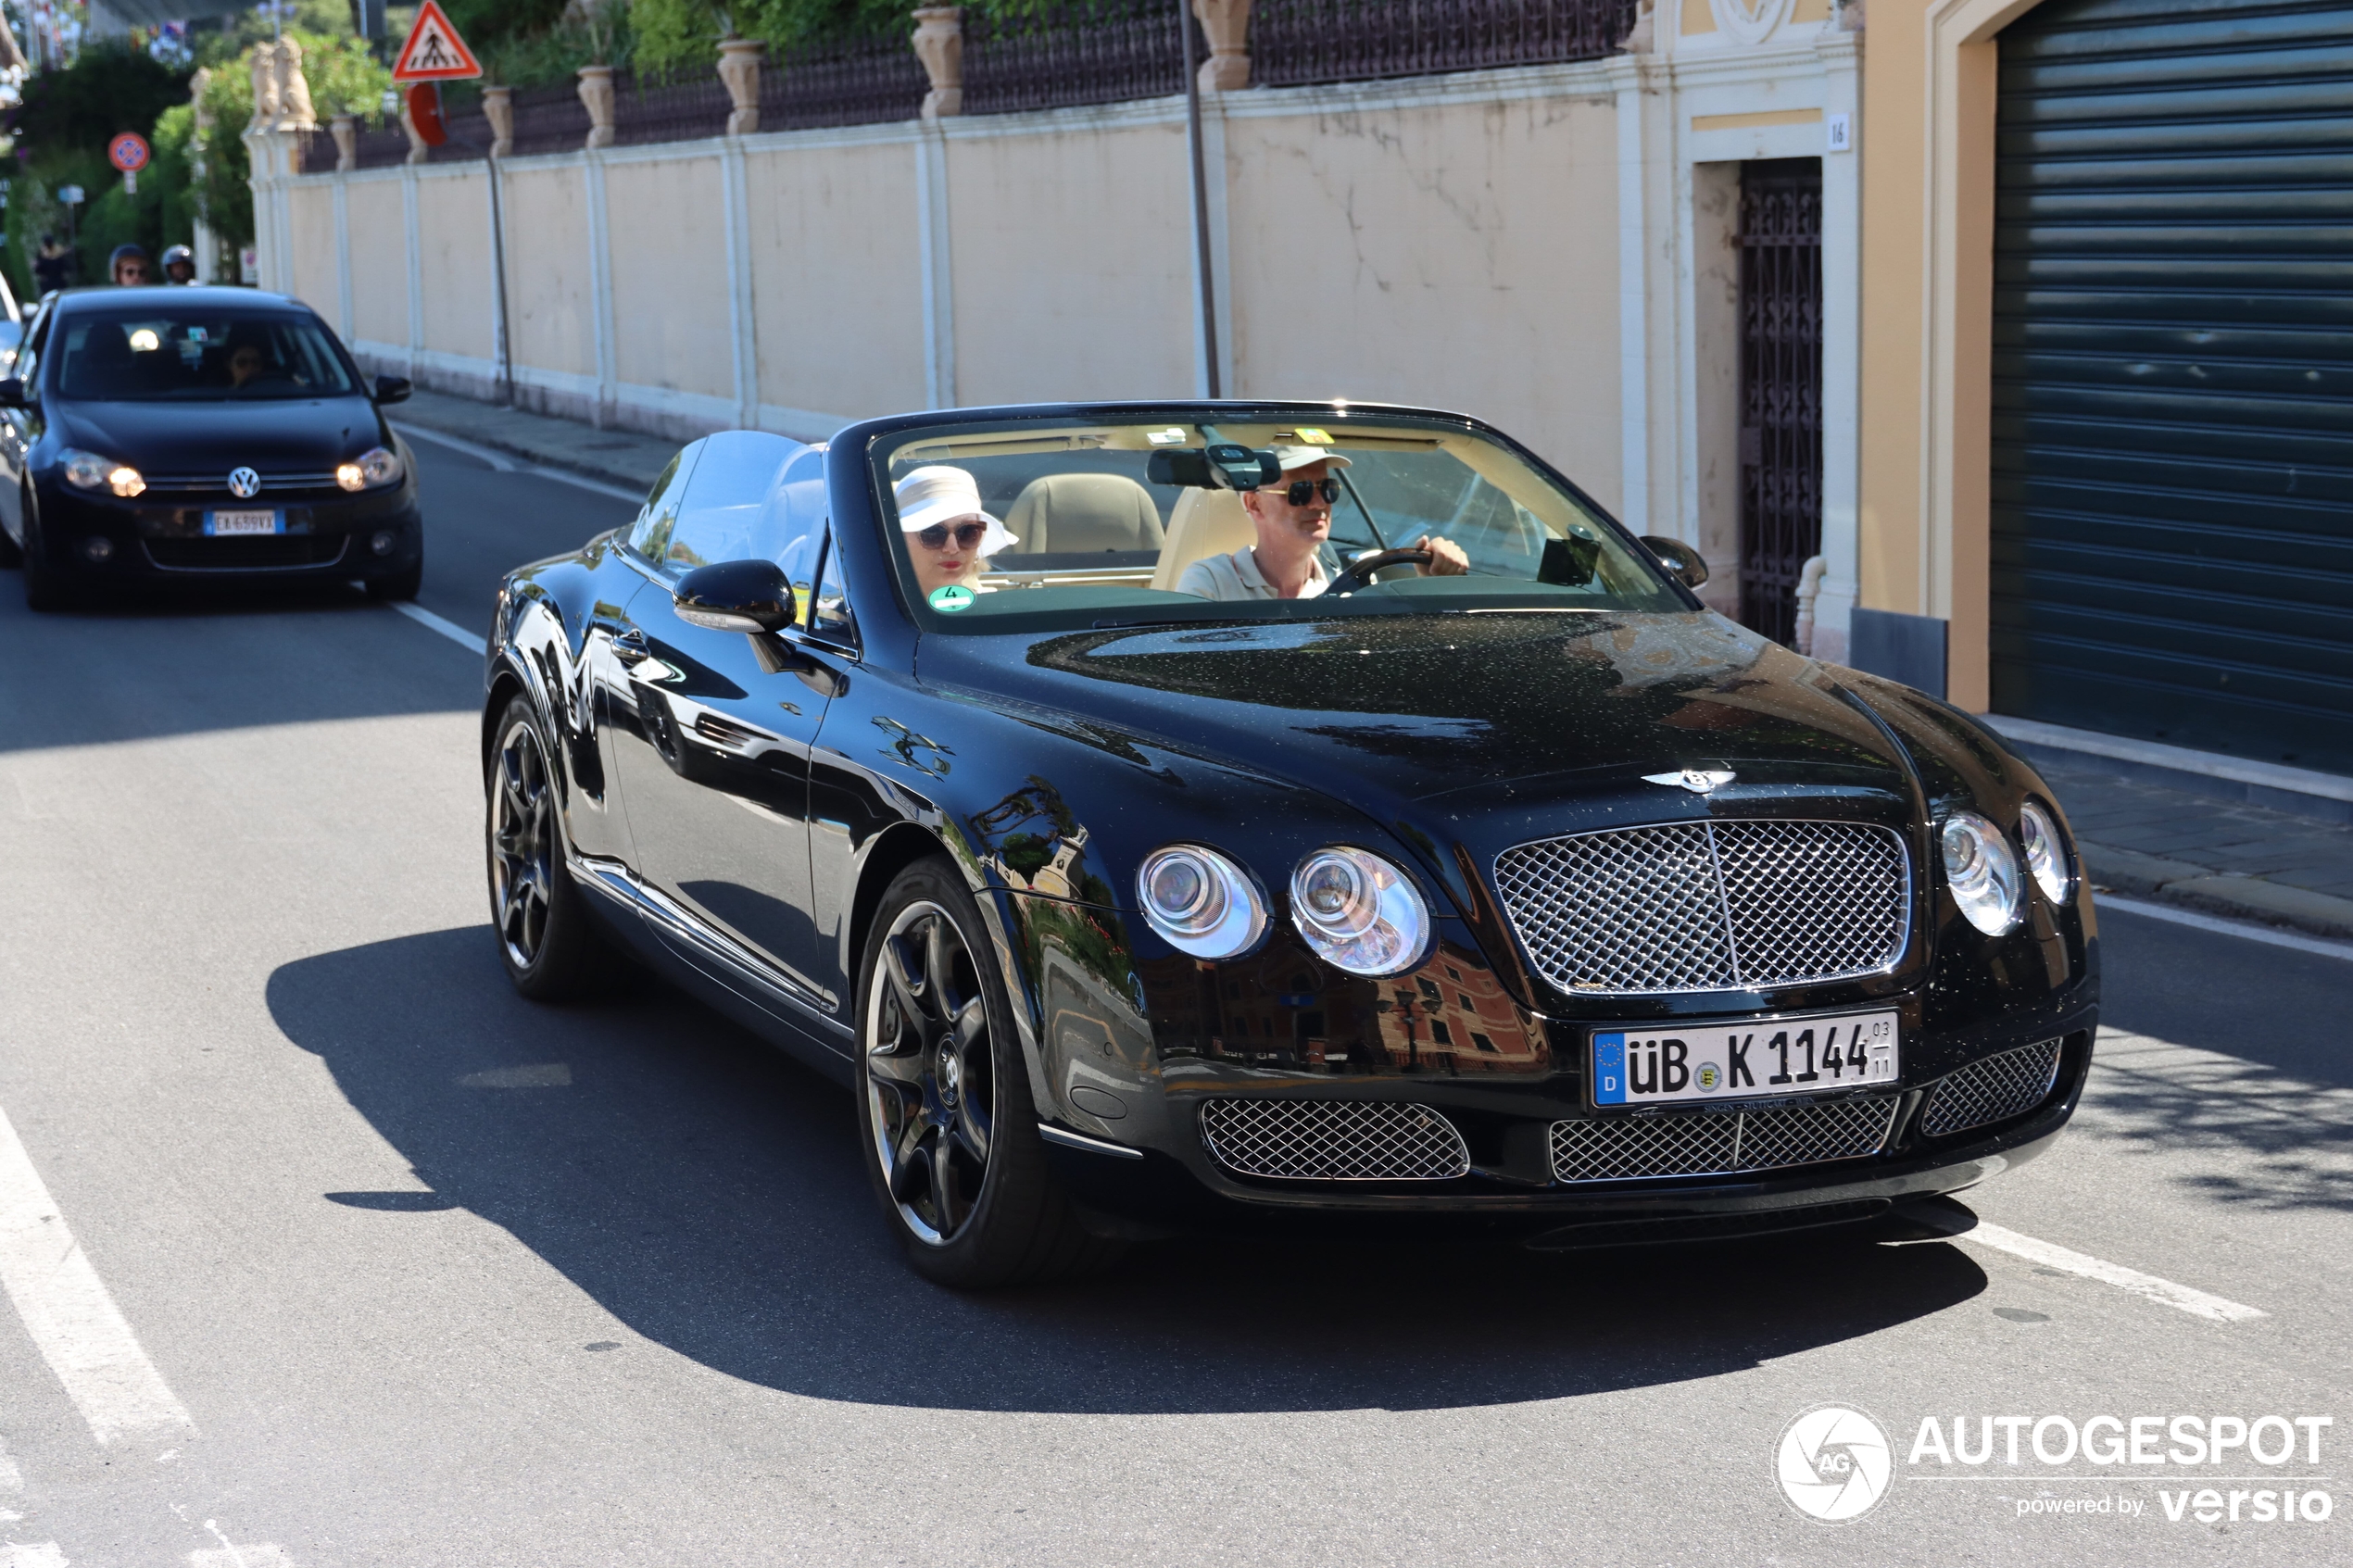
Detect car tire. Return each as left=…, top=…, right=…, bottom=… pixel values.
left=20, top=506, right=69, bottom=613
left=364, top=552, right=423, bottom=602
left=485, top=696, right=613, bottom=1002
left=854, top=856, right=1123, bottom=1288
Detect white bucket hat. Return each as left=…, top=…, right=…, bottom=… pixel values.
left=893, top=466, right=1020, bottom=557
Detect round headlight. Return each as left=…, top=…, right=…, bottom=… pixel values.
left=59, top=448, right=111, bottom=490
left=1941, top=810, right=2023, bottom=935
left=335, top=462, right=366, bottom=492
left=357, top=445, right=403, bottom=486
left=1290, top=847, right=1430, bottom=976
left=2019, top=800, right=2071, bottom=905
left=107, top=464, right=145, bottom=497
left=1137, top=845, right=1265, bottom=960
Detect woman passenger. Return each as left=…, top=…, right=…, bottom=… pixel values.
left=894, top=465, right=1019, bottom=602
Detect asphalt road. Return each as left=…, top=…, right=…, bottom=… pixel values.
left=0, top=436, right=2344, bottom=1566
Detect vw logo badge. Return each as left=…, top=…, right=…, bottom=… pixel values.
left=227, top=466, right=262, bottom=499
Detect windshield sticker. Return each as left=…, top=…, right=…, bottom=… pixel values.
left=928, top=584, right=976, bottom=612
left=1293, top=426, right=1333, bottom=445
left=1146, top=427, right=1189, bottom=445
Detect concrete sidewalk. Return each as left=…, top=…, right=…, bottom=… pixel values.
left=388, top=386, right=2353, bottom=942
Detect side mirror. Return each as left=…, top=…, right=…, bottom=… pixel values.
left=1640, top=534, right=1710, bottom=590
left=673, top=558, right=796, bottom=634
left=373, top=374, right=412, bottom=406
left=0, top=378, right=26, bottom=409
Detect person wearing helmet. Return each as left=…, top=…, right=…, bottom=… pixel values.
left=160, top=245, right=196, bottom=284
left=107, top=244, right=153, bottom=285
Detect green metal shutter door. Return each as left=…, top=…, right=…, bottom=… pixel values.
left=1991, top=0, right=2353, bottom=771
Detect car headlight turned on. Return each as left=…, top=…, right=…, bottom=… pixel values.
left=1290, top=847, right=1431, bottom=976
left=338, top=445, right=403, bottom=492
left=1138, top=845, right=1266, bottom=960
left=1941, top=809, right=2024, bottom=935
left=2018, top=799, right=2072, bottom=905
left=61, top=447, right=144, bottom=496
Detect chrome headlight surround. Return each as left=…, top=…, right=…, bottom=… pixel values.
left=1137, top=845, right=1266, bottom=960
left=1290, top=847, right=1431, bottom=977
left=1940, top=809, right=2024, bottom=935
left=61, top=447, right=144, bottom=497
left=2018, top=800, right=2072, bottom=905
left=338, top=445, right=403, bottom=492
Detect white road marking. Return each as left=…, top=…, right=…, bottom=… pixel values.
left=193, top=1520, right=292, bottom=1567
left=393, top=422, right=648, bottom=503
left=2097, top=894, right=2353, bottom=963
left=455, top=1064, right=573, bottom=1088
left=388, top=602, right=487, bottom=656
left=0, top=1434, right=19, bottom=1490
left=0, top=1102, right=193, bottom=1445
left=1953, top=1222, right=2268, bottom=1324
left=2, top=1545, right=69, bottom=1567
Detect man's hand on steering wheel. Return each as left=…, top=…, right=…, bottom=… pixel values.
left=1325, top=535, right=1472, bottom=596
left=1414, top=534, right=1470, bottom=576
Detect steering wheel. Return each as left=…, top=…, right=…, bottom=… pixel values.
left=1325, top=547, right=1432, bottom=596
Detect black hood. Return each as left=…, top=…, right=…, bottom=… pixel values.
left=925, top=611, right=1914, bottom=839
left=49, top=395, right=384, bottom=472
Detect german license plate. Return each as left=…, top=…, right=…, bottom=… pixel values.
left=1592, top=1010, right=1897, bottom=1107
left=206, top=509, right=280, bottom=536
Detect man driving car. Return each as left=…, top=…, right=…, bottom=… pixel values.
left=1176, top=444, right=1468, bottom=600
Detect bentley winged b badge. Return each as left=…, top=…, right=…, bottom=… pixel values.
left=1644, top=768, right=1738, bottom=795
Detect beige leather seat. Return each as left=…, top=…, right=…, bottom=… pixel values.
left=1149, top=488, right=1253, bottom=592
left=1002, top=473, right=1164, bottom=555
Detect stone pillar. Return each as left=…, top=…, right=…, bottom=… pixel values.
left=1193, top=0, right=1252, bottom=93
left=718, top=38, right=763, bottom=136
left=578, top=64, right=617, bottom=149
left=912, top=8, right=963, bottom=120
left=484, top=86, right=515, bottom=157
left=330, top=113, right=357, bottom=170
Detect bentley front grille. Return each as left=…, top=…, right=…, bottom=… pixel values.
left=1198, top=1099, right=1472, bottom=1182
left=1493, top=819, right=1910, bottom=995
left=1550, top=1096, right=1899, bottom=1183
left=1919, top=1037, right=2064, bottom=1135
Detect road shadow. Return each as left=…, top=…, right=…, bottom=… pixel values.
left=0, top=576, right=472, bottom=754
left=268, top=925, right=1989, bottom=1416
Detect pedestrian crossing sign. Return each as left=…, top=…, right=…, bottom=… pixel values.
left=391, top=0, right=484, bottom=82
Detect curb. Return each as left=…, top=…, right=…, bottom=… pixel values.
left=2082, top=839, right=2353, bottom=942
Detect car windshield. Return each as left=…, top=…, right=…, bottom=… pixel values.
left=53, top=309, right=359, bottom=401
left=872, top=411, right=1688, bottom=633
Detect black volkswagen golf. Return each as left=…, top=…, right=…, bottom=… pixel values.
left=0, top=285, right=422, bottom=610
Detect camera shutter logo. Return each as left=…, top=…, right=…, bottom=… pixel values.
left=227, top=467, right=261, bottom=499
left=1776, top=1405, right=1893, bottom=1523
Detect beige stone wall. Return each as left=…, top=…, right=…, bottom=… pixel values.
left=744, top=140, right=927, bottom=419
left=1225, top=94, right=1622, bottom=512
left=416, top=174, right=492, bottom=361
left=285, top=182, right=339, bottom=315
left=501, top=166, right=595, bottom=382
left=344, top=178, right=409, bottom=349
left=947, top=118, right=1196, bottom=407
left=604, top=155, right=735, bottom=403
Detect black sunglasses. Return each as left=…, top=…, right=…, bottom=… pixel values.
left=914, top=521, right=988, bottom=551
left=1267, top=477, right=1341, bottom=507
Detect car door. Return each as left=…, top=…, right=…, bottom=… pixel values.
left=606, top=433, right=843, bottom=1012
left=0, top=304, right=48, bottom=546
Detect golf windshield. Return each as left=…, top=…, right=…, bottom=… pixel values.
left=54, top=310, right=360, bottom=401
left=873, top=411, right=1689, bottom=633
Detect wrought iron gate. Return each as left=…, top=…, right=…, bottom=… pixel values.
left=1737, top=159, right=1824, bottom=647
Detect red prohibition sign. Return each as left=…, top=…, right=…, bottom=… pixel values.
left=109, top=132, right=152, bottom=173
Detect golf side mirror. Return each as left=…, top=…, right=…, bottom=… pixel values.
left=1640, top=535, right=1710, bottom=590
left=373, top=374, right=412, bottom=406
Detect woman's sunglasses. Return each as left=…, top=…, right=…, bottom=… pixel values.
left=914, top=521, right=988, bottom=551
left=1268, top=477, right=1341, bottom=507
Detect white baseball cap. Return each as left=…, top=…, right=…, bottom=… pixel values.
left=1269, top=444, right=1352, bottom=472
left=892, top=465, right=1020, bottom=557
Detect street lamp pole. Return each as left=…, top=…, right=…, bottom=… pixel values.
left=1180, top=0, right=1220, bottom=398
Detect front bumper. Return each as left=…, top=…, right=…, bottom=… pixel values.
left=31, top=481, right=422, bottom=582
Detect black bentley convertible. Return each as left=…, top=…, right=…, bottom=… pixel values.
left=482, top=401, right=2098, bottom=1286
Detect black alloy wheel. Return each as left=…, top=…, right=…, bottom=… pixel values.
left=855, top=858, right=1120, bottom=1287
left=485, top=696, right=610, bottom=1000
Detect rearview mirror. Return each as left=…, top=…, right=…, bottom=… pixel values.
left=1640, top=535, right=1710, bottom=590
left=373, top=374, right=412, bottom=406
left=0, top=378, right=25, bottom=409
left=673, top=558, right=796, bottom=633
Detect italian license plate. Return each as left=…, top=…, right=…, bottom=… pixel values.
left=206, top=509, right=281, bottom=536
left=1592, top=1010, right=1898, bottom=1107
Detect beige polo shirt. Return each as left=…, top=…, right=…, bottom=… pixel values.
left=1176, top=546, right=1329, bottom=601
